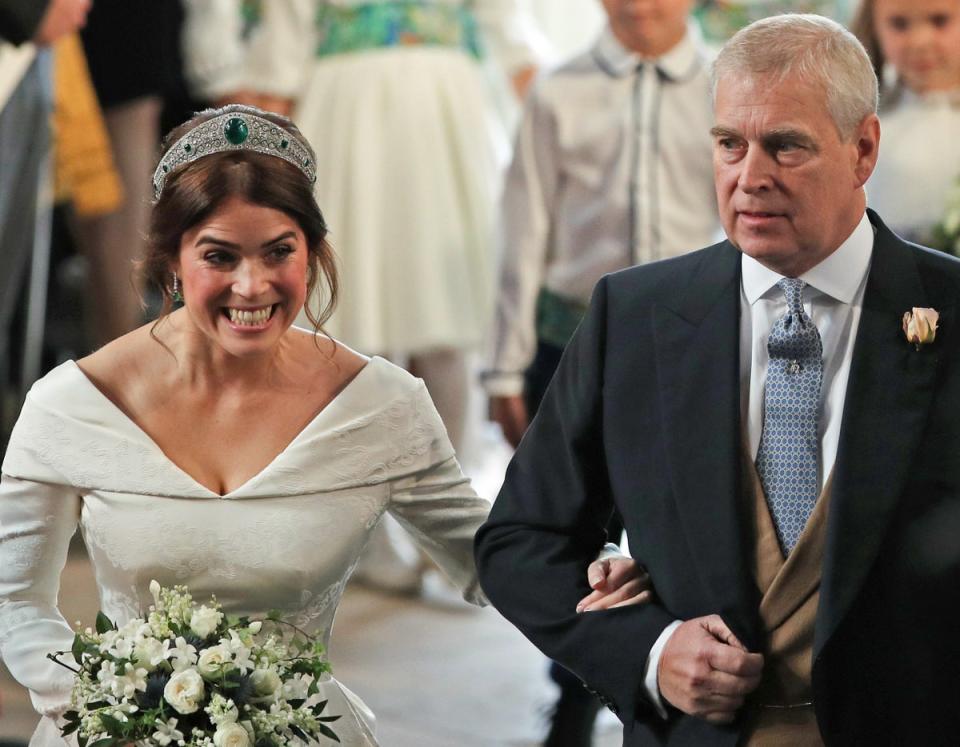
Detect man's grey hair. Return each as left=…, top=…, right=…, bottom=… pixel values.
left=711, top=14, right=878, bottom=139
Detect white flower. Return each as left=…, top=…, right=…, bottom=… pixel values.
left=205, top=693, right=239, bottom=726
left=213, top=722, right=251, bottom=747
left=133, top=637, right=169, bottom=671
left=166, top=636, right=198, bottom=672
left=197, top=644, right=232, bottom=679
left=249, top=668, right=282, bottom=699
left=190, top=605, right=224, bottom=639
left=152, top=717, right=184, bottom=746
left=248, top=621, right=262, bottom=634
left=96, top=660, right=118, bottom=690
left=282, top=674, right=312, bottom=701
left=223, top=630, right=253, bottom=673
left=164, top=669, right=205, bottom=715
left=113, top=662, right=149, bottom=699
left=149, top=579, right=162, bottom=607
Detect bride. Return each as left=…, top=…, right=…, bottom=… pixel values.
left=0, top=105, right=648, bottom=746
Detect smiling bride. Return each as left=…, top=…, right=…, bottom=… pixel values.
left=0, top=105, right=649, bottom=746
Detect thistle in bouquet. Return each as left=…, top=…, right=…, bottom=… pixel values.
left=48, top=581, right=341, bottom=747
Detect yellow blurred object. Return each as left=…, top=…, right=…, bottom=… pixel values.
left=52, top=34, right=123, bottom=216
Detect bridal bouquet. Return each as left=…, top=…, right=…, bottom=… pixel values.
left=49, top=581, right=340, bottom=747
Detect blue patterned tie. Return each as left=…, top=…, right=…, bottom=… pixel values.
left=755, top=278, right=823, bottom=554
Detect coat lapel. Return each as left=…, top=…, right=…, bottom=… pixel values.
left=653, top=243, right=762, bottom=646
left=815, top=212, right=943, bottom=656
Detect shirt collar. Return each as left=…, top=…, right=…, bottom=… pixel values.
left=741, top=211, right=874, bottom=305
left=592, top=23, right=705, bottom=81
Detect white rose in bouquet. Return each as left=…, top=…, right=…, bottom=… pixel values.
left=249, top=668, right=282, bottom=699
left=190, top=604, right=224, bottom=638
left=197, top=644, right=233, bottom=679
left=213, top=721, right=251, bottom=747
left=164, top=669, right=205, bottom=714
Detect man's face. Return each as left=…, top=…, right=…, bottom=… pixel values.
left=600, top=0, right=695, bottom=56
left=711, top=73, right=879, bottom=277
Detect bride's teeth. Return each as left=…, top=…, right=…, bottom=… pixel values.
left=228, top=306, right=272, bottom=326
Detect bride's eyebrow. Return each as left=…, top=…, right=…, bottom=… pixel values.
left=195, top=231, right=297, bottom=249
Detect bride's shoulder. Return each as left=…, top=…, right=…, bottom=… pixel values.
left=75, top=323, right=169, bottom=407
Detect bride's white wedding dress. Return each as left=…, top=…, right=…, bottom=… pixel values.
left=0, top=356, right=489, bottom=746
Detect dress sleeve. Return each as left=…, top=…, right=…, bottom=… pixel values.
left=0, top=473, right=80, bottom=717
left=180, top=0, right=248, bottom=100
left=241, top=0, right=316, bottom=98
left=387, top=456, right=491, bottom=606
left=471, top=0, right=550, bottom=74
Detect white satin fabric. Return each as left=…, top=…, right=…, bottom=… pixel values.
left=0, top=356, right=489, bottom=746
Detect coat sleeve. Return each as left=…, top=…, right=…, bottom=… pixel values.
left=475, top=275, right=677, bottom=726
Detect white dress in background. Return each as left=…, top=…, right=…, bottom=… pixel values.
left=187, top=0, right=543, bottom=356
left=867, top=87, right=960, bottom=242
left=0, top=356, right=490, bottom=746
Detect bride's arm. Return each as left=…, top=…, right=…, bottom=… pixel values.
left=0, top=473, right=80, bottom=718
left=387, top=455, right=490, bottom=605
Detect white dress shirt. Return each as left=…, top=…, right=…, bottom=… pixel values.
left=483, top=25, right=718, bottom=396
left=643, top=211, right=875, bottom=716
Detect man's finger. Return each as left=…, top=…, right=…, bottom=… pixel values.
left=707, top=643, right=764, bottom=679
left=587, top=558, right=611, bottom=588
left=701, top=615, right=747, bottom=650
left=705, top=668, right=762, bottom=697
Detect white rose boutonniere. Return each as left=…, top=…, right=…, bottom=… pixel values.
left=164, top=668, right=206, bottom=714
left=902, top=307, right=939, bottom=350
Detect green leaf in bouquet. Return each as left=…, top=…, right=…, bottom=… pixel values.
left=95, top=611, right=116, bottom=635
left=310, top=699, right=329, bottom=715
left=61, top=720, right=81, bottom=736
left=77, top=734, right=88, bottom=747
left=88, top=739, right=117, bottom=747
left=317, top=723, right=341, bottom=742
left=98, top=713, right=124, bottom=736
left=266, top=609, right=283, bottom=622
left=72, top=633, right=85, bottom=662
left=290, top=725, right=310, bottom=741
left=287, top=698, right=306, bottom=709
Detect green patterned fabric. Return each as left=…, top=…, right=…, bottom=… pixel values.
left=535, top=288, right=588, bottom=350
left=694, top=0, right=852, bottom=46
left=315, top=2, right=483, bottom=59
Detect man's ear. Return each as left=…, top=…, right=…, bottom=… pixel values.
left=852, top=113, right=881, bottom=188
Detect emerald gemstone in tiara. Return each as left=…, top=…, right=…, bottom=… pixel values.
left=183, top=143, right=192, bottom=153
left=224, top=117, right=249, bottom=145
left=280, top=139, right=289, bottom=149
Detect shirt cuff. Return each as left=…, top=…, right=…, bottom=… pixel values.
left=479, top=371, right=525, bottom=397
left=643, top=620, right=683, bottom=719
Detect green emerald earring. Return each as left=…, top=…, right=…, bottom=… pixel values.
left=171, top=272, right=183, bottom=304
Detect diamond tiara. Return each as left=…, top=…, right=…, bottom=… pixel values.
left=152, top=113, right=318, bottom=199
